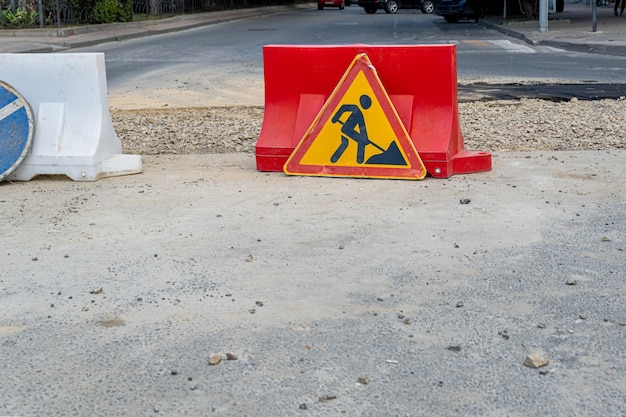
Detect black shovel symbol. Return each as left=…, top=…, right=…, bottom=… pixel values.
left=330, top=95, right=407, bottom=166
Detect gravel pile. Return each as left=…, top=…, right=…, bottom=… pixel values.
left=111, top=98, right=626, bottom=155
left=112, top=106, right=263, bottom=155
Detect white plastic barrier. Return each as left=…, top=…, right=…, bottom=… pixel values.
left=0, top=53, right=142, bottom=181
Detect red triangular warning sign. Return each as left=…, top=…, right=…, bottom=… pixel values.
left=284, top=53, right=426, bottom=180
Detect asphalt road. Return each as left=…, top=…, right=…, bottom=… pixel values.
left=69, top=6, right=626, bottom=108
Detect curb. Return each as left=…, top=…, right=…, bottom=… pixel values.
left=480, top=19, right=626, bottom=57
left=3, top=5, right=289, bottom=38
left=480, top=20, right=537, bottom=44
left=0, top=5, right=292, bottom=52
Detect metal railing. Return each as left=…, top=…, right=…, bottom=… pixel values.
left=1, top=0, right=85, bottom=26
left=1, top=0, right=295, bottom=28
left=132, top=0, right=200, bottom=17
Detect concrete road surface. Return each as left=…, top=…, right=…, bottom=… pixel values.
left=1, top=151, right=624, bottom=416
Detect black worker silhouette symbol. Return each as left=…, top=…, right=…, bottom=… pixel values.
left=330, top=94, right=407, bottom=166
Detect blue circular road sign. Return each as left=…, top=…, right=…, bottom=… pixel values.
left=0, top=81, right=34, bottom=182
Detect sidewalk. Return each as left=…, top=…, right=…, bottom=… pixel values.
left=0, top=5, right=290, bottom=53
left=482, top=2, right=626, bottom=56
left=0, top=2, right=625, bottom=55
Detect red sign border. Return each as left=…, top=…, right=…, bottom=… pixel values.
left=283, top=53, right=426, bottom=180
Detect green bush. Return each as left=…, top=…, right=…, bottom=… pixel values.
left=0, top=8, right=38, bottom=27
left=90, top=0, right=132, bottom=24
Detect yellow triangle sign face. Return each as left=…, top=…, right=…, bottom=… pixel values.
left=284, top=53, right=426, bottom=180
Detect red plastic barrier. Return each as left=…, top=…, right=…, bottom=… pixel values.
left=255, top=45, right=491, bottom=178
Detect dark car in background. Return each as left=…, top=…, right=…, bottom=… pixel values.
left=434, top=0, right=480, bottom=22
left=435, top=0, right=564, bottom=23
left=357, top=0, right=436, bottom=14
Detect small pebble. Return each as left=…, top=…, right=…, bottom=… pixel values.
left=524, top=352, right=549, bottom=368
left=299, top=403, right=307, bottom=410
left=459, top=198, right=471, bottom=204
left=565, top=279, right=577, bottom=286
left=319, top=395, right=337, bottom=402
left=209, top=354, right=222, bottom=365
left=456, top=301, right=464, bottom=308
left=358, top=375, right=370, bottom=385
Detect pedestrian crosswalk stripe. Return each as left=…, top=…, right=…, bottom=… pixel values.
left=486, top=39, right=536, bottom=54
left=436, top=40, right=538, bottom=54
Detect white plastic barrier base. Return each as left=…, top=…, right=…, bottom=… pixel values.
left=0, top=53, right=142, bottom=181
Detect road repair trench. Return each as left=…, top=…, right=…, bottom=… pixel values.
left=458, top=83, right=626, bottom=102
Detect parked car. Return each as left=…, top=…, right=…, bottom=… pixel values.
left=318, top=0, right=346, bottom=9
left=317, top=0, right=349, bottom=10
left=434, top=0, right=480, bottom=22
left=357, top=0, right=436, bottom=14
